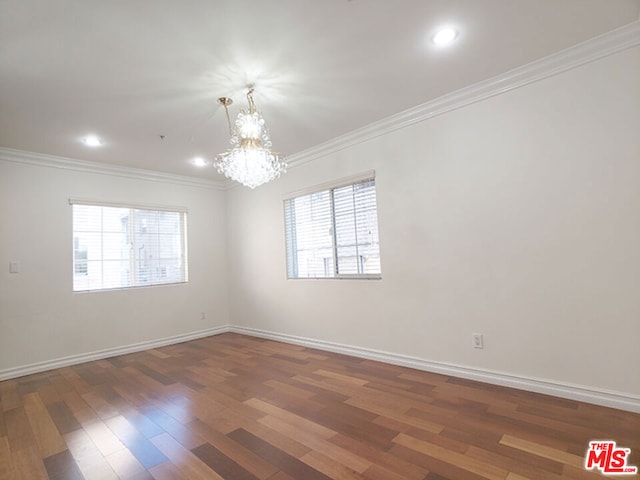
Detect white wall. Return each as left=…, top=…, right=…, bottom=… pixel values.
left=0, top=44, right=637, bottom=407
left=0, top=159, right=229, bottom=373
left=226, top=46, right=640, bottom=397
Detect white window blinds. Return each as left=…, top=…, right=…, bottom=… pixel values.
left=70, top=200, right=188, bottom=291
left=284, top=176, right=381, bottom=279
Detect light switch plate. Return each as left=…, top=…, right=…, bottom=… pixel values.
left=9, top=261, right=20, bottom=273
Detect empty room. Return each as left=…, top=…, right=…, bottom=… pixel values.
left=1, top=1, right=639, bottom=479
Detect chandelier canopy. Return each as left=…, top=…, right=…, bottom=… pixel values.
left=213, top=88, right=287, bottom=189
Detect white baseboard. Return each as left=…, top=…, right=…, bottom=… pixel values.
left=3, top=324, right=638, bottom=413
left=0, top=325, right=231, bottom=381
left=230, top=325, right=640, bottom=413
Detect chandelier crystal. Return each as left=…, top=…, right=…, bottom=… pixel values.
left=213, top=88, right=287, bottom=189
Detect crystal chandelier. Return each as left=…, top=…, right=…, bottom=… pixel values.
left=213, top=88, right=287, bottom=189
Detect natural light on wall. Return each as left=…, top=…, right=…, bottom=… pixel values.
left=70, top=199, right=188, bottom=292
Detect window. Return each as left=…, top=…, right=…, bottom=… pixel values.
left=70, top=199, right=188, bottom=291
left=284, top=173, right=381, bottom=278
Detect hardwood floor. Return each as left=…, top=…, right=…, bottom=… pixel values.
left=0, top=333, right=638, bottom=479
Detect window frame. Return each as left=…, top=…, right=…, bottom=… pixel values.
left=283, top=171, right=382, bottom=280
left=69, top=198, right=188, bottom=292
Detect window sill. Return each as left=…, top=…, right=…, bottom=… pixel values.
left=287, top=274, right=382, bottom=280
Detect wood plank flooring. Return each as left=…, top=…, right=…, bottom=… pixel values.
left=0, top=333, right=638, bottom=479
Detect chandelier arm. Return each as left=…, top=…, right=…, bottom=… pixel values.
left=217, top=97, right=234, bottom=136
left=224, top=103, right=233, bottom=136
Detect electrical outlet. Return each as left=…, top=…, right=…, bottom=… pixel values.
left=472, top=333, right=484, bottom=349
left=201, top=312, right=206, bottom=320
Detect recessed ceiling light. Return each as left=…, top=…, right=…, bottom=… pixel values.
left=432, top=28, right=457, bottom=46
left=192, top=157, right=208, bottom=167
left=82, top=135, right=102, bottom=147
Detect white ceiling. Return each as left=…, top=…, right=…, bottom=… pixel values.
left=1, top=0, right=639, bottom=180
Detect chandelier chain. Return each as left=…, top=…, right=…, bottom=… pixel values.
left=246, top=88, right=257, bottom=114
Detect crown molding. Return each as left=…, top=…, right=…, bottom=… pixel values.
left=287, top=20, right=640, bottom=169
left=0, top=147, right=226, bottom=190
left=3, top=21, right=638, bottom=187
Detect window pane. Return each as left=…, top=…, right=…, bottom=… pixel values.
left=73, top=236, right=88, bottom=276
left=102, top=207, right=128, bottom=233
left=158, top=211, right=181, bottom=233
left=73, top=205, right=102, bottom=231
left=285, top=191, right=333, bottom=278
left=334, top=184, right=359, bottom=274
left=354, top=180, right=380, bottom=275
left=72, top=204, right=187, bottom=291
left=73, top=260, right=103, bottom=291
left=102, top=232, right=128, bottom=260
left=102, top=260, right=129, bottom=289
left=284, top=177, right=381, bottom=279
